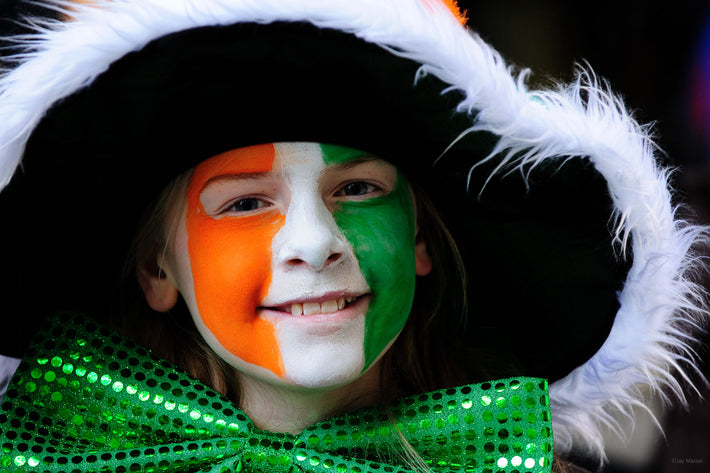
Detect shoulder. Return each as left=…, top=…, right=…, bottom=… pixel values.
left=554, top=457, right=595, bottom=473
left=0, top=354, right=21, bottom=402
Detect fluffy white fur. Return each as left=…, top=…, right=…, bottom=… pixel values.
left=0, top=0, right=707, bottom=460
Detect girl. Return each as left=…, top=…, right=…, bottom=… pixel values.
left=0, top=1, right=706, bottom=472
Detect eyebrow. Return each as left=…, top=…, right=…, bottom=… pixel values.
left=200, top=171, right=275, bottom=192
left=200, top=155, right=384, bottom=191
left=324, top=155, right=382, bottom=172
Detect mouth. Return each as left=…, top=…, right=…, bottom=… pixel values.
left=261, top=293, right=368, bottom=316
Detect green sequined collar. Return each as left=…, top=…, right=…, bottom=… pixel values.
left=0, top=313, right=553, bottom=472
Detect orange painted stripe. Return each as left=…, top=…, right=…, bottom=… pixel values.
left=420, top=0, right=468, bottom=25
left=186, top=144, right=286, bottom=377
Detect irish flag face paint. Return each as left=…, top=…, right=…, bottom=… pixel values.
left=319, top=145, right=416, bottom=369
left=184, top=143, right=286, bottom=377
left=176, top=142, right=417, bottom=389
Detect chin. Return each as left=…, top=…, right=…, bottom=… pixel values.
left=281, top=348, right=366, bottom=390
left=277, top=312, right=367, bottom=390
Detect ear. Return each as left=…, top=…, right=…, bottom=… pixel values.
left=414, top=231, right=432, bottom=276
left=138, top=261, right=179, bottom=312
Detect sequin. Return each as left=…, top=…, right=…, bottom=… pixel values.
left=0, top=313, right=553, bottom=472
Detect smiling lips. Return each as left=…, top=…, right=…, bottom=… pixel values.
left=267, top=295, right=364, bottom=316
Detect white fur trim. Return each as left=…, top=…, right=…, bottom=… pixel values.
left=0, top=0, right=707, bottom=460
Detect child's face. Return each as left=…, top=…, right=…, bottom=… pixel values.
left=163, top=142, right=428, bottom=389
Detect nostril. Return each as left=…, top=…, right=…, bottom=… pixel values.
left=327, top=252, right=342, bottom=263
left=285, top=252, right=342, bottom=270
left=286, top=258, right=306, bottom=267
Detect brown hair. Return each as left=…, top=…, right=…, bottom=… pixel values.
left=119, top=164, right=574, bottom=473
left=117, top=169, right=241, bottom=398
left=119, top=167, right=474, bottom=400
left=378, top=182, right=471, bottom=399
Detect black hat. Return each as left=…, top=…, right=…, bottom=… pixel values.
left=0, top=0, right=706, bottom=458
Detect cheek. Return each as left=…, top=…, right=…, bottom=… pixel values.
left=333, top=175, right=417, bottom=368
left=186, top=210, right=286, bottom=377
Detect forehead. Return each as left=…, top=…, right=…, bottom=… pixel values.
left=190, top=142, right=277, bottom=189
left=191, top=142, right=374, bottom=187
left=273, top=142, right=327, bottom=178
left=274, top=142, right=323, bottom=167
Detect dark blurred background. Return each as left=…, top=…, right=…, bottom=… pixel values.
left=459, top=1, right=710, bottom=217
left=1, top=1, right=709, bottom=471
left=459, top=3, right=710, bottom=472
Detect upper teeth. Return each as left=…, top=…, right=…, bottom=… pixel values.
left=290, top=297, right=354, bottom=316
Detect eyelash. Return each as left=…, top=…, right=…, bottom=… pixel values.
left=216, top=180, right=384, bottom=214
left=334, top=181, right=383, bottom=198
left=220, top=196, right=271, bottom=214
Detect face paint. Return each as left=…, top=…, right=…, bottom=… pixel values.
left=185, top=144, right=286, bottom=376
left=320, top=144, right=416, bottom=368
left=260, top=143, right=372, bottom=387
left=177, top=142, right=416, bottom=388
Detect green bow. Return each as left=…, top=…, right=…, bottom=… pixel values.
left=0, top=314, right=553, bottom=472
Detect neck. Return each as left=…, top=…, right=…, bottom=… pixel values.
left=238, top=362, right=383, bottom=434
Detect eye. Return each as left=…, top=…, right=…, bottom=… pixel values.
left=222, top=197, right=269, bottom=213
left=335, top=181, right=381, bottom=197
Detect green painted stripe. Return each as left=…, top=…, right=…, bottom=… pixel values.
left=321, top=144, right=416, bottom=369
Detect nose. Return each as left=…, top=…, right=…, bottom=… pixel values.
left=274, top=194, right=348, bottom=271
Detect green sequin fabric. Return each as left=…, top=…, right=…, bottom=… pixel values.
left=0, top=313, right=553, bottom=473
